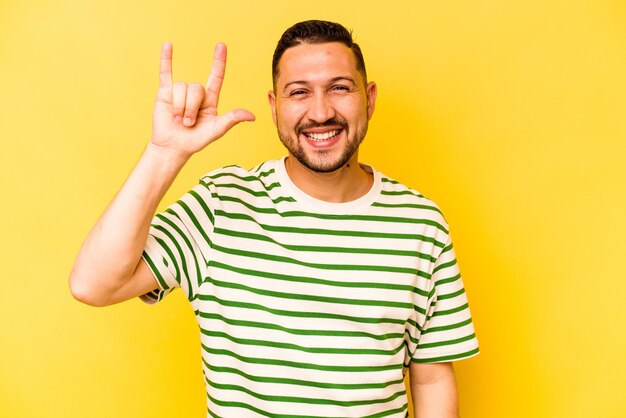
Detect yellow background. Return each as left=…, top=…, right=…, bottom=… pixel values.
left=1, top=0, right=625, bottom=417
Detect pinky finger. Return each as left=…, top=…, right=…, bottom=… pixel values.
left=183, top=83, right=205, bottom=126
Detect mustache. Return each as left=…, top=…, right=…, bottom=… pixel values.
left=296, top=119, right=348, bottom=136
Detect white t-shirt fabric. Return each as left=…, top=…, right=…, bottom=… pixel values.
left=141, top=157, right=479, bottom=417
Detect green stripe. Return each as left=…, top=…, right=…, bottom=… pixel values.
left=214, top=194, right=448, bottom=232
left=215, top=210, right=447, bottom=246
left=155, top=214, right=203, bottom=295
left=188, top=189, right=215, bottom=226
left=372, top=201, right=442, bottom=215
left=212, top=244, right=425, bottom=277
left=437, top=288, right=466, bottom=300
left=171, top=195, right=213, bottom=247
left=404, top=329, right=419, bottom=346
left=204, top=170, right=275, bottom=184
left=197, top=311, right=404, bottom=341
left=433, top=259, right=456, bottom=274
left=258, top=168, right=274, bottom=177
left=196, top=294, right=406, bottom=325
left=280, top=212, right=446, bottom=230
left=381, top=190, right=423, bottom=197
left=417, top=332, right=476, bottom=349
left=274, top=196, right=297, bottom=203
left=201, top=357, right=405, bottom=390
left=203, top=274, right=420, bottom=311
left=406, top=318, right=423, bottom=333
left=436, top=273, right=461, bottom=286
left=363, top=403, right=409, bottom=418
left=202, top=344, right=403, bottom=372
left=214, top=227, right=437, bottom=261
left=207, top=393, right=406, bottom=418
left=213, top=182, right=295, bottom=205
left=207, top=408, right=222, bottom=418
left=381, top=177, right=400, bottom=184
left=432, top=302, right=469, bottom=317
left=141, top=251, right=169, bottom=290
left=201, top=329, right=404, bottom=355
left=252, top=164, right=264, bottom=172
left=205, top=376, right=406, bottom=407
left=153, top=224, right=196, bottom=299
left=421, top=318, right=473, bottom=334
left=210, top=260, right=430, bottom=294
left=153, top=235, right=180, bottom=284
left=215, top=182, right=273, bottom=197
left=207, top=393, right=280, bottom=418
left=163, top=205, right=210, bottom=249
left=411, top=347, right=480, bottom=363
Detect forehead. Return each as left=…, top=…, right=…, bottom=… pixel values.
left=276, top=42, right=359, bottom=87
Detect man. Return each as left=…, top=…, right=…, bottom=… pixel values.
left=70, top=20, right=478, bottom=417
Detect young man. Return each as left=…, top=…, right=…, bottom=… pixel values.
left=70, top=20, right=479, bottom=418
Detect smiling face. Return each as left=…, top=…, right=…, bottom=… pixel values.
left=268, top=42, right=377, bottom=174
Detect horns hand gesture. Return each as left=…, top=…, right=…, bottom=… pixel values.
left=150, top=42, right=255, bottom=159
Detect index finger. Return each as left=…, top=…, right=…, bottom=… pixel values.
left=159, top=42, right=173, bottom=89
left=204, top=43, right=227, bottom=108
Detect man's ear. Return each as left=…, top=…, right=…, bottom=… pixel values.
left=366, top=81, right=377, bottom=120
left=267, top=90, right=278, bottom=126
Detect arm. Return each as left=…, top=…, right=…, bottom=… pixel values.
left=69, top=42, right=254, bottom=307
left=409, top=362, right=459, bottom=418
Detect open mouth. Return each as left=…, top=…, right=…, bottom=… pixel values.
left=303, top=129, right=342, bottom=142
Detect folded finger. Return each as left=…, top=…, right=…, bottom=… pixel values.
left=183, top=83, right=205, bottom=126
left=172, top=81, right=187, bottom=123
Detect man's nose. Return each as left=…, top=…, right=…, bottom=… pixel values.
left=307, top=92, right=336, bottom=123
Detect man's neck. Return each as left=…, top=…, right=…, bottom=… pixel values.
left=284, top=153, right=374, bottom=203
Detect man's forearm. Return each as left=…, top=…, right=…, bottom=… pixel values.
left=69, top=42, right=253, bottom=306
left=69, top=143, right=188, bottom=305
left=410, top=362, right=459, bottom=418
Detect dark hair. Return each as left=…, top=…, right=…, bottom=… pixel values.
left=272, top=20, right=367, bottom=87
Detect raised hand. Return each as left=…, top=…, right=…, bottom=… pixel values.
left=150, top=42, right=255, bottom=160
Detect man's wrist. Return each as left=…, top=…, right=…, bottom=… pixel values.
left=144, top=141, right=191, bottom=170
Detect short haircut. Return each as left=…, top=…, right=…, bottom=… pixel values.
left=272, top=20, right=367, bottom=87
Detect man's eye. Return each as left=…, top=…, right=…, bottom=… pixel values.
left=332, top=85, right=349, bottom=92
left=290, top=90, right=307, bottom=96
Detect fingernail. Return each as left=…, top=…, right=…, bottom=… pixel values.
left=183, top=117, right=192, bottom=126
left=174, top=115, right=182, bottom=124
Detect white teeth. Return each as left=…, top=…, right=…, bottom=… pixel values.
left=305, top=130, right=339, bottom=141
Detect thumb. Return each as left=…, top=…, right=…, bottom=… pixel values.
left=214, top=109, right=256, bottom=136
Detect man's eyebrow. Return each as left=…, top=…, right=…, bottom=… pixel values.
left=282, top=76, right=357, bottom=92
left=329, top=76, right=357, bottom=84
left=282, top=80, right=308, bottom=91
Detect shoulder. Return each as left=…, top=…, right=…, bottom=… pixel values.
left=194, top=160, right=286, bottom=206
left=199, top=160, right=275, bottom=184
left=374, top=170, right=450, bottom=233
left=197, top=160, right=279, bottom=189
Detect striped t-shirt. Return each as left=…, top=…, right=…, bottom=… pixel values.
left=141, top=157, right=479, bottom=417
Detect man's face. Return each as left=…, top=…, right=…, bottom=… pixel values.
left=268, top=42, right=377, bottom=173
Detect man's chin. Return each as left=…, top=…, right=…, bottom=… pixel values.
left=293, top=151, right=353, bottom=174
left=280, top=131, right=361, bottom=174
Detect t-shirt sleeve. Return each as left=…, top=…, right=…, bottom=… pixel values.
left=409, top=236, right=480, bottom=363
left=139, top=183, right=214, bottom=305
